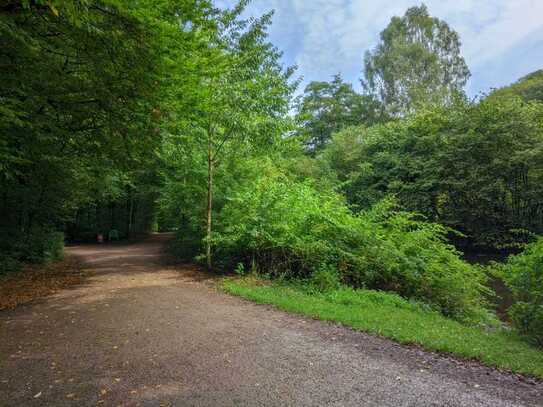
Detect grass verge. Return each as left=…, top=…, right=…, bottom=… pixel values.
left=222, top=277, right=543, bottom=379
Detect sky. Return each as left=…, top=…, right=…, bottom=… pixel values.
left=215, top=0, right=543, bottom=97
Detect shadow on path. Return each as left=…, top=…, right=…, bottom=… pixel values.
left=1, top=234, right=542, bottom=406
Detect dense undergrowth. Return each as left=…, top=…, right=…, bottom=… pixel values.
left=212, top=171, right=492, bottom=324
left=164, top=150, right=543, bottom=353
left=492, top=239, right=543, bottom=346
left=0, top=229, right=64, bottom=274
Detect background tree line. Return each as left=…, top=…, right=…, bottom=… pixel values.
left=295, top=5, right=543, bottom=252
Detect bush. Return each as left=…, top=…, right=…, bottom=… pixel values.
left=45, top=231, right=64, bottom=262
left=503, top=238, right=543, bottom=346
left=0, top=227, right=64, bottom=266
left=23, top=229, right=64, bottom=263
left=171, top=220, right=204, bottom=262
left=0, top=256, right=22, bottom=275
left=321, top=99, right=543, bottom=251
left=215, top=174, right=489, bottom=322
left=310, top=264, right=341, bottom=292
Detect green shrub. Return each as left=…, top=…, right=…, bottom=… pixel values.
left=45, top=231, right=65, bottom=262
left=215, top=175, right=489, bottom=322
left=23, top=229, right=64, bottom=263
left=322, top=99, right=543, bottom=251
left=171, top=221, right=204, bottom=262
left=235, top=262, right=246, bottom=276
left=0, top=256, right=22, bottom=275
left=0, top=227, right=64, bottom=265
left=503, top=238, right=543, bottom=346
left=310, top=264, right=341, bottom=292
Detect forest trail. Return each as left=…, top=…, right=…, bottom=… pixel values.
left=1, top=235, right=541, bottom=406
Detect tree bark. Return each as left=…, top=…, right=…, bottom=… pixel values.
left=127, top=187, right=134, bottom=238
left=206, top=128, right=214, bottom=271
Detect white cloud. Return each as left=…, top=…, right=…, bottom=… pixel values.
left=216, top=0, right=543, bottom=94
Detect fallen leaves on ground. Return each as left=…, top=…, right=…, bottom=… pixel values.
left=0, top=257, right=87, bottom=310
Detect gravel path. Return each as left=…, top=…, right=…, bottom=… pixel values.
left=1, top=234, right=542, bottom=406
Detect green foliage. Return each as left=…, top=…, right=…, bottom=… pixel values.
left=0, top=256, right=22, bottom=275
left=502, top=239, right=543, bottom=346
left=4, top=0, right=542, bottom=360
left=295, top=74, right=383, bottom=153
left=214, top=167, right=489, bottom=321
left=490, top=70, right=543, bottom=103
left=223, top=278, right=543, bottom=378
left=321, top=96, right=543, bottom=250
left=171, top=221, right=205, bottom=262
left=310, top=264, right=341, bottom=292
left=235, top=262, right=246, bottom=276
left=65, top=167, right=159, bottom=241
left=1, top=0, right=227, bottom=263
left=363, top=4, right=470, bottom=116
left=438, top=97, right=543, bottom=249
left=0, top=227, right=63, bottom=266
left=156, top=2, right=296, bottom=269
left=0, top=0, right=181, bottom=261
left=321, top=107, right=451, bottom=216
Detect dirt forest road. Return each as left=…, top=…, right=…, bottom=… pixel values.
left=1, top=234, right=542, bottom=406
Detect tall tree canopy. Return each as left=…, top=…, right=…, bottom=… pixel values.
left=362, top=4, right=470, bottom=117
left=0, top=0, right=214, bottom=264
left=489, top=69, right=543, bottom=103
left=320, top=96, right=543, bottom=250
left=158, top=8, right=295, bottom=270
left=295, top=74, right=381, bottom=153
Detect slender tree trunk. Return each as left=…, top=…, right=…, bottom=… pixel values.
left=127, top=187, right=134, bottom=238
left=129, top=199, right=134, bottom=236
left=206, top=128, right=213, bottom=271
left=110, top=202, right=115, bottom=231
left=132, top=200, right=138, bottom=235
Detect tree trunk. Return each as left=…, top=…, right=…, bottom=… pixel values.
left=206, top=129, right=213, bottom=271
left=127, top=187, right=134, bottom=238
left=110, top=202, right=115, bottom=231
